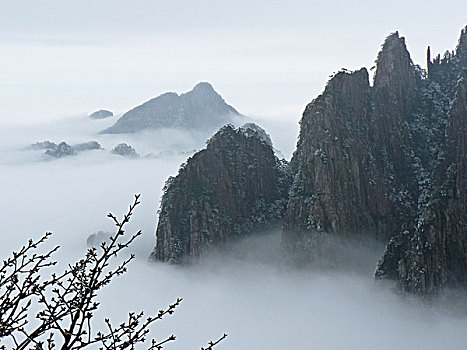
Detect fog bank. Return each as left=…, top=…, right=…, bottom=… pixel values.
left=1, top=119, right=466, bottom=350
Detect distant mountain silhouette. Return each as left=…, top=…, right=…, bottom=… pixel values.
left=89, top=110, right=113, bottom=119
left=101, top=82, right=241, bottom=134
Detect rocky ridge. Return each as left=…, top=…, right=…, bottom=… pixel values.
left=111, top=143, right=139, bottom=158
left=102, top=82, right=241, bottom=134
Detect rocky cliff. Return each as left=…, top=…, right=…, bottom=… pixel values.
left=376, top=32, right=467, bottom=293
left=151, top=124, right=290, bottom=263
left=283, top=32, right=419, bottom=255
left=284, top=27, right=467, bottom=293
left=150, top=27, right=466, bottom=294
left=102, top=82, right=241, bottom=134
left=375, top=27, right=467, bottom=294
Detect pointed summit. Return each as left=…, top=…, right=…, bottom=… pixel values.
left=101, top=82, right=241, bottom=134
left=373, top=32, right=416, bottom=89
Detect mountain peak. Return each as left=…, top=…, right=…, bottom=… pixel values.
left=101, top=82, right=241, bottom=134
left=373, top=31, right=414, bottom=88
left=192, top=82, right=215, bottom=92
left=188, top=82, right=223, bottom=101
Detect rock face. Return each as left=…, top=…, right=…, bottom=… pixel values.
left=152, top=124, right=291, bottom=263
left=102, top=82, right=241, bottom=134
left=283, top=32, right=418, bottom=253
left=284, top=68, right=387, bottom=242
left=89, top=110, right=113, bottom=119
left=283, top=27, right=467, bottom=293
left=376, top=28, right=467, bottom=294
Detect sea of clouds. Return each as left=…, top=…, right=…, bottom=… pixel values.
left=1, top=115, right=467, bottom=350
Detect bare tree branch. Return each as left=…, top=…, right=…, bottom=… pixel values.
left=0, top=195, right=226, bottom=350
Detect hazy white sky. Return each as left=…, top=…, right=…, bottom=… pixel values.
left=0, top=0, right=466, bottom=123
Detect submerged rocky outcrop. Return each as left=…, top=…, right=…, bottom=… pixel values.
left=151, top=124, right=291, bottom=263
left=29, top=140, right=57, bottom=150
left=102, top=82, right=241, bottom=134
left=38, top=141, right=102, bottom=158
left=111, top=143, right=139, bottom=158
left=284, top=27, right=467, bottom=294
left=89, top=109, right=113, bottom=119
left=45, top=142, right=76, bottom=158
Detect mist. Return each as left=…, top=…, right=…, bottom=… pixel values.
left=1, top=116, right=467, bottom=350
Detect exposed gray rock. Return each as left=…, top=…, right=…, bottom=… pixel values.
left=101, top=82, right=241, bottom=134
left=89, top=109, right=113, bottom=119
left=45, top=142, right=76, bottom=158
left=111, top=143, right=139, bottom=158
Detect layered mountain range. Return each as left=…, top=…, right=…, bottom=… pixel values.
left=102, top=82, right=241, bottom=134
left=152, top=26, right=467, bottom=295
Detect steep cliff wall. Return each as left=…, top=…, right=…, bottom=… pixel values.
left=283, top=32, right=420, bottom=255
left=284, top=68, right=390, bottom=249
left=102, top=82, right=241, bottom=134
left=375, top=27, right=467, bottom=294
left=377, top=74, right=467, bottom=294
left=152, top=124, right=291, bottom=263
left=284, top=27, right=467, bottom=293
left=150, top=27, right=466, bottom=294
